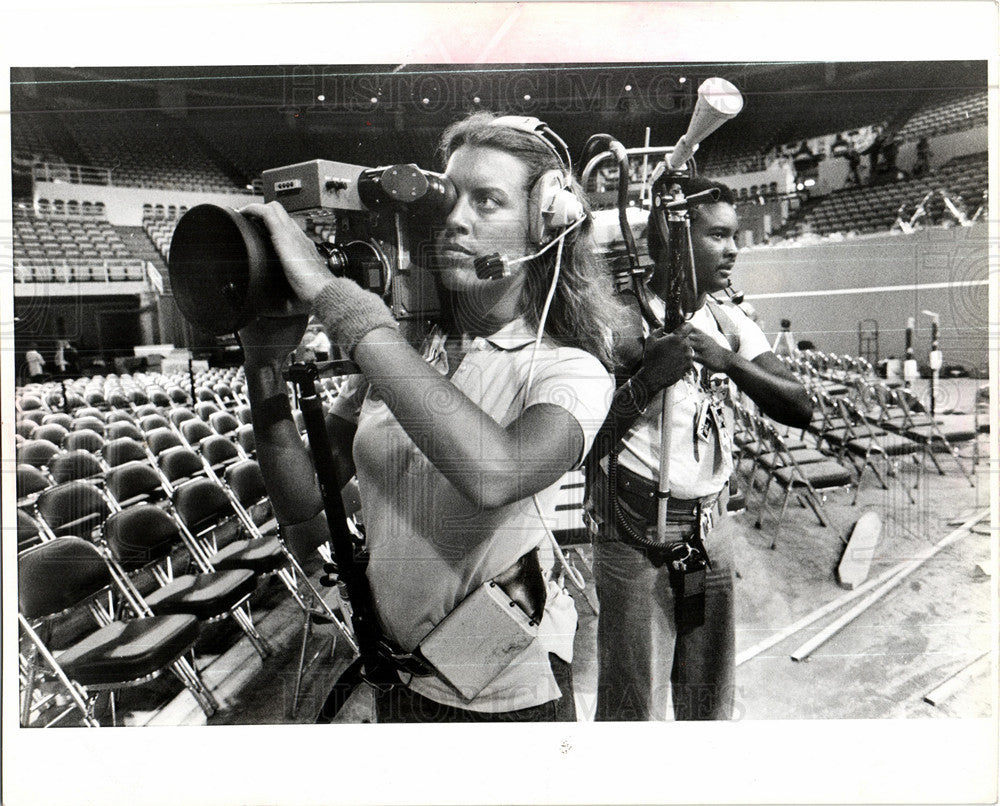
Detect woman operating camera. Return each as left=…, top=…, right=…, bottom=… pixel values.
left=238, top=112, right=618, bottom=722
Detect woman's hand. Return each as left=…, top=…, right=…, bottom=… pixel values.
left=238, top=313, right=310, bottom=369
left=239, top=201, right=333, bottom=306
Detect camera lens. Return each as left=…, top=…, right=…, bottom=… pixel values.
left=168, top=204, right=294, bottom=334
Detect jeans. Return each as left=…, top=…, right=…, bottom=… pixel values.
left=593, top=513, right=737, bottom=721
left=375, top=654, right=576, bottom=723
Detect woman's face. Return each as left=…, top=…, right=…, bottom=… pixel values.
left=434, top=144, right=534, bottom=294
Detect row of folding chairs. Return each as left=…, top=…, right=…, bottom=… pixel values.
left=732, top=403, right=856, bottom=549
left=809, top=379, right=978, bottom=486
left=17, top=435, right=356, bottom=726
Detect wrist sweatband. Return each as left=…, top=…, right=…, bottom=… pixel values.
left=312, top=277, right=398, bottom=358
left=253, top=393, right=292, bottom=432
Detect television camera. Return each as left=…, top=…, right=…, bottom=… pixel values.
left=168, top=160, right=455, bottom=335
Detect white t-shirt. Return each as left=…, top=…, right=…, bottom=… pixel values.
left=349, top=318, right=613, bottom=712
left=25, top=350, right=45, bottom=376
left=616, top=299, right=771, bottom=499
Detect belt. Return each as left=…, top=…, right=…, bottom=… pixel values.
left=608, top=462, right=722, bottom=524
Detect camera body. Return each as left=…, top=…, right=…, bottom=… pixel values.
left=262, top=159, right=446, bottom=324
left=169, top=159, right=450, bottom=335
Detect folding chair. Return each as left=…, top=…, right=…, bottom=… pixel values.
left=133, top=403, right=159, bottom=418
left=41, top=412, right=73, bottom=429
left=105, top=461, right=172, bottom=509
left=235, top=424, right=255, bottom=456
left=48, top=450, right=105, bottom=485
left=195, top=401, right=220, bottom=421
left=200, top=434, right=245, bottom=473
left=895, top=389, right=977, bottom=487
left=103, top=436, right=151, bottom=468
left=17, top=420, right=38, bottom=440
left=746, top=414, right=830, bottom=516
left=20, top=410, right=49, bottom=426
left=234, top=404, right=253, bottom=425
left=168, top=407, right=198, bottom=429
left=34, top=423, right=69, bottom=447
left=74, top=407, right=106, bottom=422
left=222, top=459, right=358, bottom=712
left=18, top=537, right=215, bottom=726
left=17, top=439, right=61, bottom=470
left=17, top=464, right=52, bottom=505
left=159, top=447, right=210, bottom=487
left=17, top=510, right=45, bottom=550
left=102, top=505, right=268, bottom=659
left=140, top=414, right=171, bottom=434
left=209, top=411, right=240, bottom=437
left=753, top=421, right=854, bottom=549
left=168, top=387, right=192, bottom=406
left=105, top=410, right=137, bottom=426
left=835, top=397, right=920, bottom=505
left=146, top=427, right=183, bottom=456
left=35, top=480, right=112, bottom=542
left=72, top=416, right=106, bottom=438
left=179, top=418, right=214, bottom=448
left=171, top=477, right=287, bottom=578
left=62, top=429, right=106, bottom=454
left=105, top=421, right=144, bottom=442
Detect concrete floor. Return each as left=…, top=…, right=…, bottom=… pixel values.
left=75, top=379, right=992, bottom=727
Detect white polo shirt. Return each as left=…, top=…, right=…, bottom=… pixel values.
left=347, top=318, right=613, bottom=712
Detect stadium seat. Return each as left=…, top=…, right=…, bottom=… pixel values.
left=18, top=537, right=215, bottom=727
left=48, top=450, right=104, bottom=484
left=105, top=421, right=144, bottom=442
left=103, top=436, right=150, bottom=468
left=17, top=463, right=52, bottom=502
left=18, top=440, right=61, bottom=470
left=158, top=447, right=207, bottom=485
left=146, top=427, right=183, bottom=456
left=103, top=505, right=269, bottom=659
left=34, top=423, right=70, bottom=447
left=140, top=414, right=170, bottom=432
left=62, top=429, right=106, bottom=454
left=35, top=480, right=111, bottom=541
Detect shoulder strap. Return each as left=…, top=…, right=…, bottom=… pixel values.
left=705, top=297, right=741, bottom=354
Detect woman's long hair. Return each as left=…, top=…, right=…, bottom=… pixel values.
left=438, top=112, right=622, bottom=367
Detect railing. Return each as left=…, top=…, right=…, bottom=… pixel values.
left=32, top=162, right=113, bottom=186
left=13, top=257, right=147, bottom=283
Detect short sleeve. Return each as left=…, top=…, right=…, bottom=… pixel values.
left=524, top=347, right=614, bottom=464
left=326, top=374, right=370, bottom=424
left=734, top=309, right=772, bottom=362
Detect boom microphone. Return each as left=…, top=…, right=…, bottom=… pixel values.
left=666, top=77, right=744, bottom=171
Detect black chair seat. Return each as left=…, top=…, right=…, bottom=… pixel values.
left=905, top=425, right=977, bottom=443
left=758, top=448, right=827, bottom=470
left=57, top=614, right=201, bottom=687
left=846, top=434, right=919, bottom=456
left=145, top=570, right=257, bottom=619
left=212, top=535, right=287, bottom=574
left=775, top=461, right=854, bottom=488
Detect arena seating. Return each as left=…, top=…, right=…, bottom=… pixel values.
left=13, top=208, right=145, bottom=283
left=897, top=90, right=989, bottom=141
left=13, top=362, right=367, bottom=727
left=788, top=151, right=987, bottom=237
left=62, top=110, right=241, bottom=193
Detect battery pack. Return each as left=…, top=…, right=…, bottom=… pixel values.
left=419, top=580, right=539, bottom=701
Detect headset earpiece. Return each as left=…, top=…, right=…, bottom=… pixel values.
left=528, top=169, right=585, bottom=246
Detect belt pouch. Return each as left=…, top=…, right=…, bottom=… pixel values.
left=418, top=579, right=539, bottom=702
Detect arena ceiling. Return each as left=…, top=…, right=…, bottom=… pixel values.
left=10, top=61, right=987, bottom=161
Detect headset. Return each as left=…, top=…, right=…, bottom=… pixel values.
left=489, top=115, right=586, bottom=247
